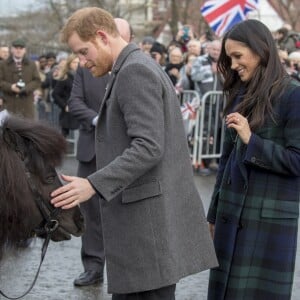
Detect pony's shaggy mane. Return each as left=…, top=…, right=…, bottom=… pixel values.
left=0, top=117, right=67, bottom=257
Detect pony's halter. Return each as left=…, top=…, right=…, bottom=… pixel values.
left=23, top=159, right=62, bottom=237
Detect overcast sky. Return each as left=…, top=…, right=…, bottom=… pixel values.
left=0, top=0, right=283, bottom=31
left=0, top=0, right=38, bottom=17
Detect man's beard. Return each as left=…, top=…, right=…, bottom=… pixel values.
left=91, top=46, right=113, bottom=77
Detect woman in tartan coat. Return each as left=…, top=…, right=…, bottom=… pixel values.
left=207, top=20, right=300, bottom=299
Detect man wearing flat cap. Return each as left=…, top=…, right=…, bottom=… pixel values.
left=0, top=38, right=41, bottom=119
left=12, top=38, right=26, bottom=48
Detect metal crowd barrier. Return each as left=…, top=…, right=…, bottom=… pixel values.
left=64, top=91, right=225, bottom=163
left=180, top=90, right=226, bottom=170
left=66, top=129, right=79, bottom=157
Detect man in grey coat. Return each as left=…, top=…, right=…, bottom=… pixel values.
left=68, top=17, right=133, bottom=288
left=51, top=7, right=217, bottom=299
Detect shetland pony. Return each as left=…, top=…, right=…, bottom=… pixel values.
left=0, top=116, right=84, bottom=258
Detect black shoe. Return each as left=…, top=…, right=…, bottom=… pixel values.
left=73, top=271, right=104, bottom=286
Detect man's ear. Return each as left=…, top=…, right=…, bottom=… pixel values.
left=95, top=30, right=108, bottom=45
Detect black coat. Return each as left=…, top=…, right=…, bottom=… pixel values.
left=68, top=67, right=109, bottom=162
left=52, top=72, right=79, bottom=130
left=164, top=62, right=183, bottom=86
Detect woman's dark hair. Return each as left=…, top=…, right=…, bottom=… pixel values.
left=218, top=19, right=288, bottom=130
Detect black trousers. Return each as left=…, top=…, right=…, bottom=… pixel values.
left=112, top=284, right=176, bottom=300
left=77, top=158, right=105, bottom=273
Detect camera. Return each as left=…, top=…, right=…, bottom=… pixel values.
left=16, top=79, right=26, bottom=90
left=182, top=26, right=190, bottom=42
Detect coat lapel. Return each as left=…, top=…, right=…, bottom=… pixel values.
left=97, top=44, right=140, bottom=119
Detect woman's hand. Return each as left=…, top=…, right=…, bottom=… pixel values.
left=226, top=112, right=252, bottom=144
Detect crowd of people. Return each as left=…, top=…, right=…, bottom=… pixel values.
left=1, top=21, right=299, bottom=141
left=1, top=8, right=300, bottom=300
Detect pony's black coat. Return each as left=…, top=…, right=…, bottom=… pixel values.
left=0, top=116, right=84, bottom=258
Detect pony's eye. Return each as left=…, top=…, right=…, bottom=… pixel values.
left=45, top=175, right=56, bottom=183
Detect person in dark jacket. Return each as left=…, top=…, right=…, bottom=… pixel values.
left=52, top=54, right=79, bottom=137
left=207, top=19, right=300, bottom=299
left=41, top=52, right=61, bottom=128
left=0, top=38, right=41, bottom=119
left=164, top=46, right=184, bottom=86
left=68, top=66, right=108, bottom=286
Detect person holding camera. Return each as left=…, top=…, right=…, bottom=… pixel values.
left=0, top=38, right=41, bottom=119
left=164, top=47, right=184, bottom=86
left=175, top=25, right=196, bottom=53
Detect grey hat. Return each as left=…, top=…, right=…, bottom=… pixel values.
left=142, top=36, right=155, bottom=45
left=12, top=38, right=26, bottom=48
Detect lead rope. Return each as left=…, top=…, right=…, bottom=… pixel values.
left=0, top=166, right=61, bottom=299
left=0, top=221, right=56, bottom=299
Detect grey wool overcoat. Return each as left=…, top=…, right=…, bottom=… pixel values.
left=88, top=43, right=218, bottom=294
left=207, top=80, right=300, bottom=300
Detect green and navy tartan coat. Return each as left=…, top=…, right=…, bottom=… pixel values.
left=207, top=81, right=300, bottom=300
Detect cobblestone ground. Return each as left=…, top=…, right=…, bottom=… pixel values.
left=0, top=157, right=299, bottom=299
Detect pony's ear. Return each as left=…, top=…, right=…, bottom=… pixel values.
left=3, top=128, right=29, bottom=161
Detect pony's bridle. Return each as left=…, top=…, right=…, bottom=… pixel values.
left=24, top=162, right=62, bottom=238
left=0, top=142, right=63, bottom=300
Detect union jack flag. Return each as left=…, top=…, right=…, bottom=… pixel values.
left=180, top=97, right=200, bottom=120
left=201, top=0, right=259, bottom=37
